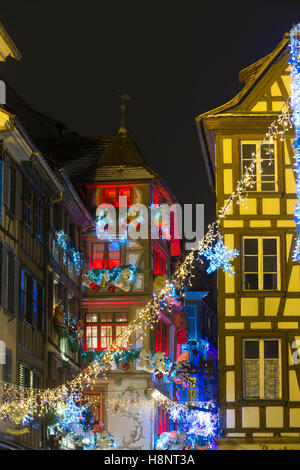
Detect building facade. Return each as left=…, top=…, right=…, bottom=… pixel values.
left=196, top=30, right=300, bottom=450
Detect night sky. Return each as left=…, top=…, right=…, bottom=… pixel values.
left=0, top=0, right=299, bottom=227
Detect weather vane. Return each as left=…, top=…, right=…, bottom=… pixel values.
left=118, top=91, right=131, bottom=133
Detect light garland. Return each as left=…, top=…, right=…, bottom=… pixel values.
left=55, top=230, right=84, bottom=275
left=200, top=234, right=239, bottom=275
left=52, top=301, right=83, bottom=352
left=290, top=24, right=300, bottom=262
left=83, top=264, right=141, bottom=293
left=0, top=100, right=293, bottom=426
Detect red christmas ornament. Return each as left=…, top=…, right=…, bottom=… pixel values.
left=108, top=285, right=115, bottom=293
left=156, top=372, right=163, bottom=378
left=122, top=362, right=130, bottom=370
left=90, top=283, right=100, bottom=291
left=93, top=421, right=104, bottom=434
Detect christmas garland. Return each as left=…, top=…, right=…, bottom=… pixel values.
left=83, top=264, right=141, bottom=292
left=54, top=230, right=84, bottom=275
left=48, top=396, right=118, bottom=450
left=52, top=301, right=83, bottom=353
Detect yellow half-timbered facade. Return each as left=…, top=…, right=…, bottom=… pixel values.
left=196, top=30, right=300, bottom=450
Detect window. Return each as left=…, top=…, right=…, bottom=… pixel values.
left=0, top=242, right=2, bottom=306
left=155, top=319, right=169, bottom=355
left=37, top=285, right=44, bottom=332
left=158, top=407, right=169, bottom=434
left=20, top=269, right=43, bottom=329
left=34, top=196, right=43, bottom=240
left=53, top=205, right=61, bottom=230
left=153, top=247, right=167, bottom=275
left=84, top=312, right=128, bottom=350
left=23, top=182, right=32, bottom=227
left=243, top=339, right=281, bottom=399
left=8, top=163, right=16, bottom=214
left=102, top=186, right=132, bottom=207
left=18, top=363, right=40, bottom=389
left=243, top=237, right=280, bottom=291
left=91, top=241, right=121, bottom=269
left=83, top=392, right=103, bottom=421
left=187, top=377, right=198, bottom=404
left=7, top=250, right=14, bottom=313
left=240, top=141, right=277, bottom=192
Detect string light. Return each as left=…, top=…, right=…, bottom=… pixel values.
left=0, top=97, right=293, bottom=425
left=290, top=24, right=300, bottom=262
left=55, top=230, right=84, bottom=274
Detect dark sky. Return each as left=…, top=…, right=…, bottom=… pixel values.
left=0, top=0, right=299, bottom=226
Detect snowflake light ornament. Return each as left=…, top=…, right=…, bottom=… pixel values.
left=200, top=234, right=239, bottom=275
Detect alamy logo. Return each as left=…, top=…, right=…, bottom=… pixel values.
left=95, top=197, right=205, bottom=250
left=0, top=340, right=5, bottom=364
left=291, top=340, right=300, bottom=365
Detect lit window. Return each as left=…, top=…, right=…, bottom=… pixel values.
left=243, top=339, right=281, bottom=399
left=83, top=392, right=103, bottom=421
left=84, top=312, right=128, bottom=350
left=86, top=326, right=98, bottom=349
left=240, top=141, right=277, bottom=192
left=153, top=248, right=167, bottom=275
left=102, top=187, right=132, bottom=207
left=243, top=237, right=280, bottom=291
left=187, top=377, right=198, bottom=404
left=91, top=241, right=121, bottom=269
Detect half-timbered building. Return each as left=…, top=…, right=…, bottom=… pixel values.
left=196, top=30, right=300, bottom=450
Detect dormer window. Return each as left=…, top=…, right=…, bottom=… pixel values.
left=102, top=187, right=132, bottom=207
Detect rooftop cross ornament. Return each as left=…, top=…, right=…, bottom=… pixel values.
left=118, top=91, right=131, bottom=134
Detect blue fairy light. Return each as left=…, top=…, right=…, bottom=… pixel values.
left=290, top=24, right=300, bottom=262
left=200, top=234, right=239, bottom=275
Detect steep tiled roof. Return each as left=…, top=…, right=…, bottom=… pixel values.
left=39, top=131, right=159, bottom=183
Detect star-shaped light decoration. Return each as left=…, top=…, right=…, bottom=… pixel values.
left=200, top=234, right=239, bottom=275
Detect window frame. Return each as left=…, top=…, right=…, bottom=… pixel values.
left=242, top=236, right=281, bottom=291
left=23, top=181, right=33, bottom=229
left=90, top=240, right=122, bottom=269
left=100, top=186, right=133, bottom=207
left=84, top=311, right=129, bottom=350
left=240, top=140, right=278, bottom=192
left=242, top=338, right=282, bottom=400
left=153, top=246, right=167, bottom=276
left=7, top=249, right=14, bottom=314
left=83, top=391, right=103, bottom=422
left=34, top=194, right=43, bottom=241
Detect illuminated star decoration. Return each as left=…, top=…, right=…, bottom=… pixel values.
left=200, top=234, right=239, bottom=275
left=290, top=24, right=300, bottom=262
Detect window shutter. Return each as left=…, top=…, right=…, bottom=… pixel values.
left=1, top=246, right=8, bottom=309
left=3, top=153, right=9, bottom=208
left=0, top=242, right=2, bottom=306
left=13, top=256, right=20, bottom=317
left=7, top=250, right=14, bottom=314
left=244, top=358, right=260, bottom=398
left=18, top=363, right=25, bottom=387
left=37, top=285, right=44, bottom=332
left=15, top=169, right=21, bottom=219
left=13, top=257, right=20, bottom=316
left=2, top=348, right=12, bottom=382
left=26, top=276, right=33, bottom=324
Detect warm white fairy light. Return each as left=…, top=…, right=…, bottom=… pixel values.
left=0, top=99, right=293, bottom=423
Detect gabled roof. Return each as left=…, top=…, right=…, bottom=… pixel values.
left=41, top=131, right=160, bottom=184
left=195, top=31, right=290, bottom=122
left=195, top=30, right=291, bottom=190
left=0, top=23, right=21, bottom=62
